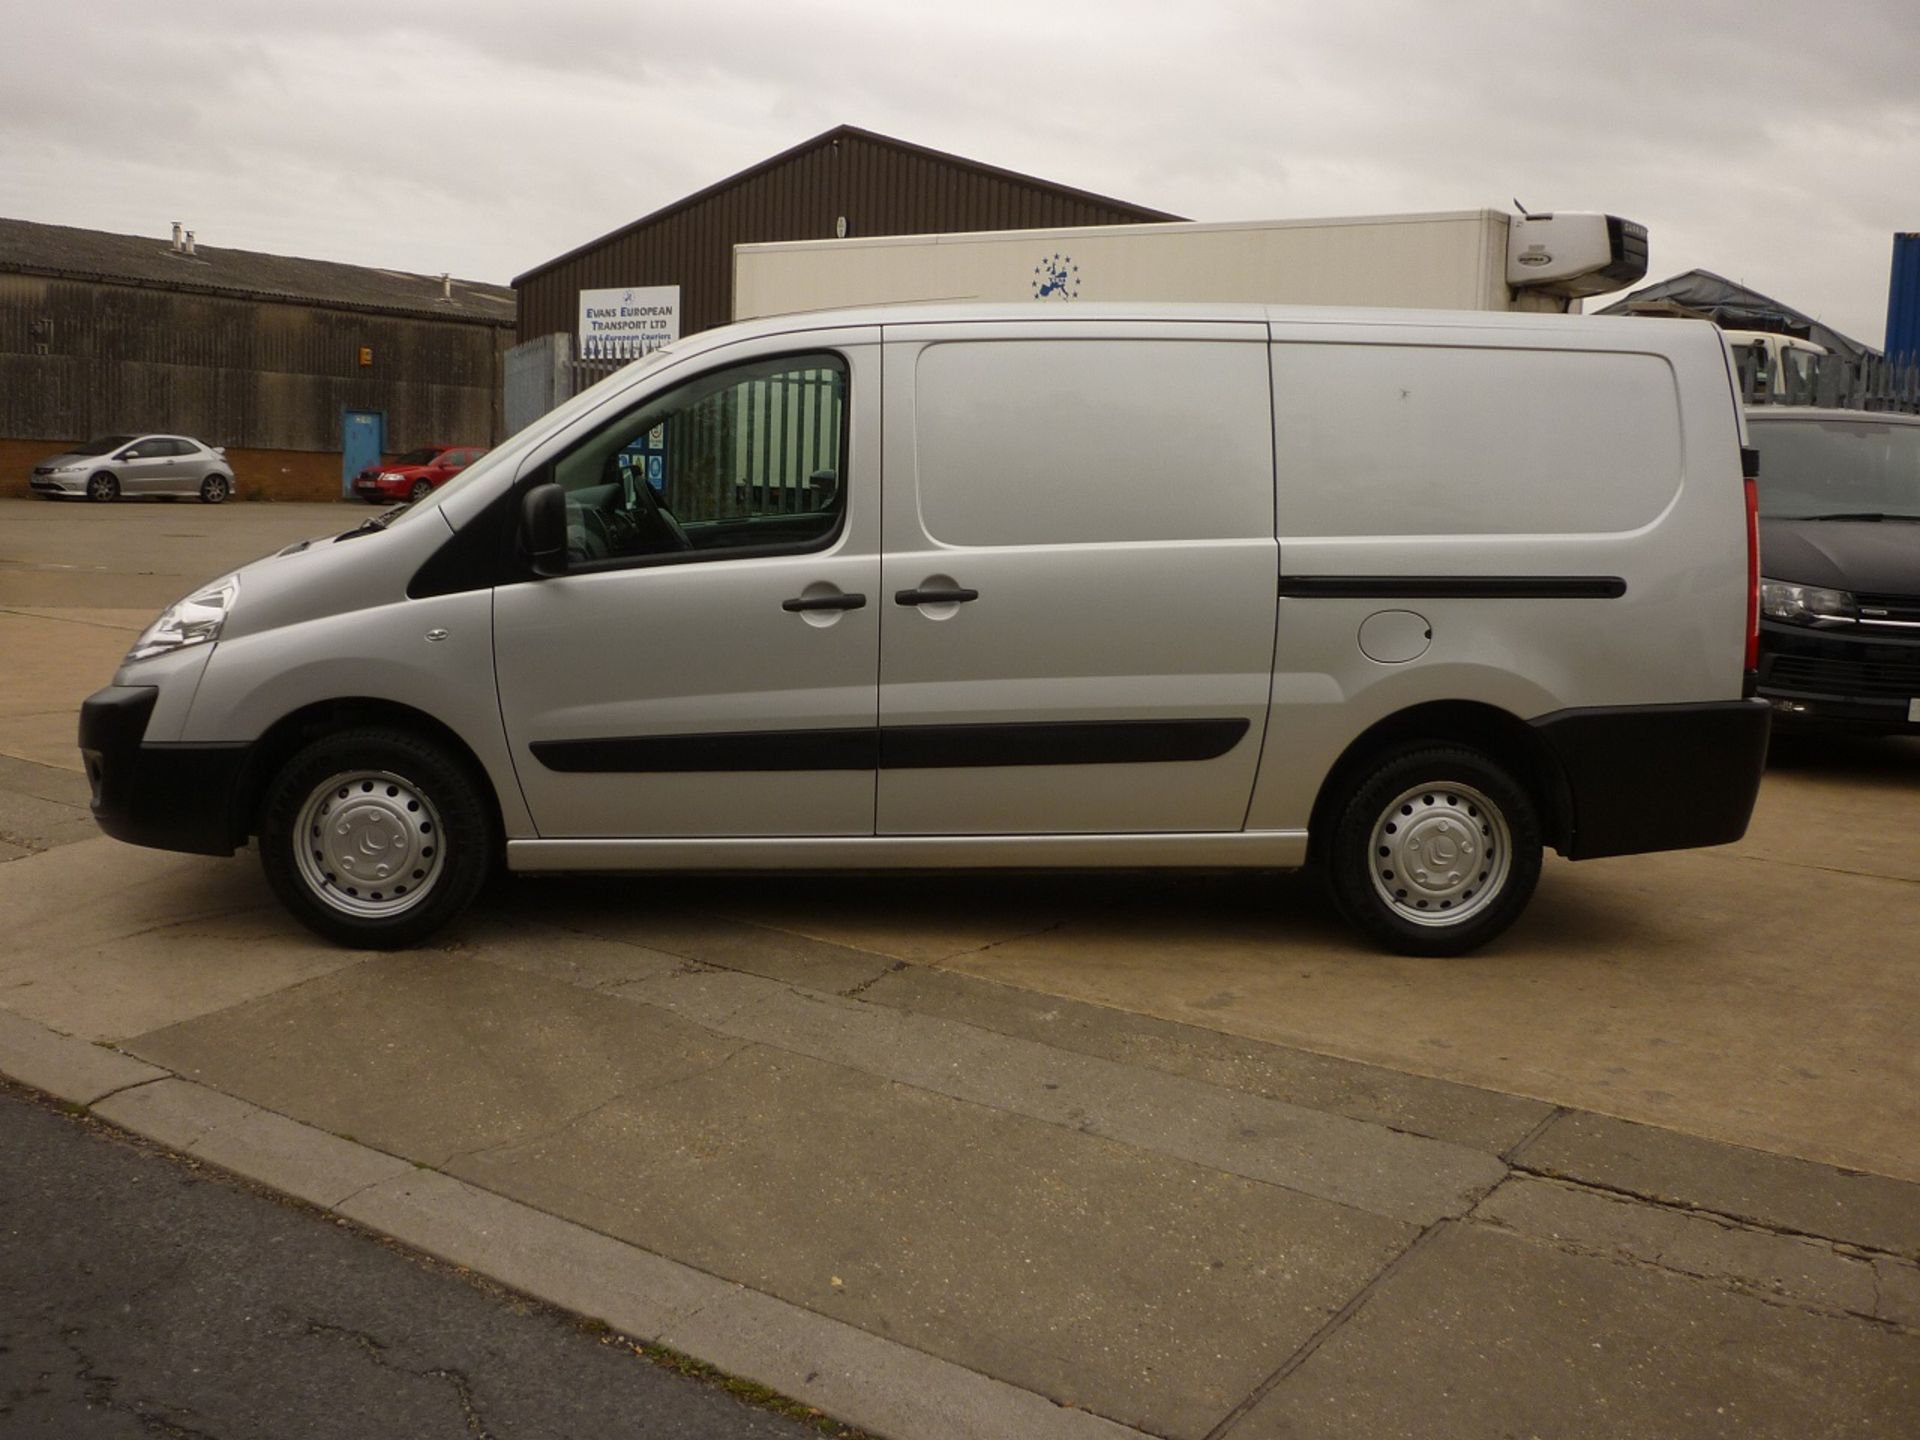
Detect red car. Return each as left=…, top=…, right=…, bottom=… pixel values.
left=352, top=445, right=484, bottom=503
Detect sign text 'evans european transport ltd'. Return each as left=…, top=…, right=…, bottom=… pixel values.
left=578, top=286, right=681, bottom=359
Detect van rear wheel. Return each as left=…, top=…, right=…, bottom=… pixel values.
left=259, top=727, right=493, bottom=948
left=1325, top=743, right=1541, bottom=956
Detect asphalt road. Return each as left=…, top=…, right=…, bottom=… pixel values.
left=0, top=1082, right=847, bottom=1439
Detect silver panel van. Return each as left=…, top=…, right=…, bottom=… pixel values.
left=79, top=305, right=1770, bottom=955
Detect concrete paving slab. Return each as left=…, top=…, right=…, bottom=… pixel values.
left=94, top=1076, right=416, bottom=1210
left=858, top=963, right=1553, bottom=1154
left=449, top=1042, right=1412, bottom=1439
left=672, top=870, right=1169, bottom=967
left=446, top=909, right=691, bottom=992
left=1228, top=1223, right=1920, bottom=1440
left=127, top=954, right=748, bottom=1167
left=612, top=963, right=1507, bottom=1225
left=0, top=610, right=131, bottom=769
left=513, top=883, right=904, bottom=992
left=0, top=749, right=93, bottom=807
left=1515, top=1110, right=1920, bottom=1258
left=0, top=836, right=270, bottom=961
left=1877, top=1257, right=1920, bottom=1328
left=0, top=845, right=364, bottom=1043
left=0, top=1006, right=166, bottom=1105
left=0, top=782, right=97, bottom=855
left=341, top=1169, right=1150, bottom=1440
left=1474, top=1173, right=1891, bottom=1320
left=1742, top=741, right=1920, bottom=884
left=923, top=851, right=1920, bottom=1183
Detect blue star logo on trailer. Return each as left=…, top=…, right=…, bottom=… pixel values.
left=1032, top=253, right=1080, bottom=300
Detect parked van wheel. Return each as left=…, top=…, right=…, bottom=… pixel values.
left=87, top=472, right=119, bottom=502
left=1325, top=744, right=1541, bottom=956
left=259, top=728, right=494, bottom=948
left=200, top=474, right=229, bottom=503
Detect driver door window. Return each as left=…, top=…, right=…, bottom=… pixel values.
left=554, top=352, right=847, bottom=568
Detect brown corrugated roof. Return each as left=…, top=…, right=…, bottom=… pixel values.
left=512, top=124, right=1183, bottom=288
left=0, top=216, right=516, bottom=324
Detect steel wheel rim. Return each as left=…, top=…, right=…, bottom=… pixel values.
left=1367, top=780, right=1512, bottom=927
left=292, top=769, right=446, bottom=918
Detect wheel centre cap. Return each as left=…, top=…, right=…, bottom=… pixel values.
left=333, top=802, right=413, bottom=878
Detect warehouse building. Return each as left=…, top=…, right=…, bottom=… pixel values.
left=1, top=217, right=515, bottom=501
left=507, top=125, right=1178, bottom=426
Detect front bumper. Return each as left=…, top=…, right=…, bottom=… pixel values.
left=30, top=473, right=82, bottom=495
left=1755, top=621, right=1920, bottom=733
left=1531, top=699, right=1771, bottom=860
left=78, top=686, right=251, bottom=856
left=353, top=477, right=406, bottom=502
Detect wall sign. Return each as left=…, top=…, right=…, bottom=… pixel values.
left=578, top=285, right=681, bottom=359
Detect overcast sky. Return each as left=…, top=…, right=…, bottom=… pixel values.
left=3, top=1, right=1913, bottom=345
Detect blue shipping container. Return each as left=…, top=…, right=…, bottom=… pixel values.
left=1887, top=232, right=1920, bottom=366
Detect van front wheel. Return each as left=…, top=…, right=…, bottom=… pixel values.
left=259, top=728, right=494, bottom=948
left=1325, top=743, right=1541, bottom=956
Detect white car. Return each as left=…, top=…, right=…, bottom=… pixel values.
left=30, top=434, right=236, bottom=503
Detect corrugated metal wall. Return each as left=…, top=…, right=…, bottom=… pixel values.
left=516, top=130, right=1174, bottom=344
left=0, top=272, right=513, bottom=451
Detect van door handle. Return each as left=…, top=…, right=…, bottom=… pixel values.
left=782, top=592, right=867, bottom=612
left=894, top=587, right=979, bottom=606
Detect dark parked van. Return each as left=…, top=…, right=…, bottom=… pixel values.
left=1747, top=408, right=1920, bottom=732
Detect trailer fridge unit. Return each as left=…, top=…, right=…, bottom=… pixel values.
left=733, top=209, right=1648, bottom=321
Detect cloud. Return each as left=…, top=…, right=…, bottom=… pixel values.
left=1, top=0, right=1912, bottom=343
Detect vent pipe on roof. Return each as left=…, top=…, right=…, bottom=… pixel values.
left=439, top=273, right=452, bottom=301
left=183, top=231, right=196, bottom=256
left=171, top=222, right=183, bottom=252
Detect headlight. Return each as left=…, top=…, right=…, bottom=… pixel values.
left=379, top=471, right=406, bottom=481
left=1759, top=578, right=1855, bottom=626
left=127, top=574, right=240, bottom=662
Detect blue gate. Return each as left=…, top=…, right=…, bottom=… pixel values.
left=341, top=410, right=385, bottom=498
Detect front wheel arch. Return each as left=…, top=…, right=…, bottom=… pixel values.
left=239, top=698, right=503, bottom=855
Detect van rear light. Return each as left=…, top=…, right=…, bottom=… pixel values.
left=1743, top=471, right=1761, bottom=674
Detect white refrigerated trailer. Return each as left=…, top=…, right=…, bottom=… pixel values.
left=734, top=209, right=1648, bottom=321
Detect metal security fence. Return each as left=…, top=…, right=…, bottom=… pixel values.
left=1733, top=345, right=1920, bottom=414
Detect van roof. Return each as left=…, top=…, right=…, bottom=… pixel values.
left=708, top=300, right=1713, bottom=343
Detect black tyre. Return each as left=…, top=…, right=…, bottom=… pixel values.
left=200, top=474, right=229, bottom=504
left=258, top=727, right=495, bottom=948
left=87, top=471, right=119, bottom=502
left=409, top=479, right=433, bottom=502
left=1324, top=743, right=1541, bottom=957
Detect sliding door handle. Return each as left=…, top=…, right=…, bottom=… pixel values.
left=782, top=592, right=867, bottom=612
left=894, top=587, right=979, bottom=606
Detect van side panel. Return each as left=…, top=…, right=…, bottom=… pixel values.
left=1246, top=318, right=1753, bottom=838
left=876, top=322, right=1278, bottom=835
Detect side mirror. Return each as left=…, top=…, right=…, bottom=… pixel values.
left=522, top=482, right=568, bottom=578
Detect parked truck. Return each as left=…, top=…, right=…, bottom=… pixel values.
left=734, top=209, right=1648, bottom=321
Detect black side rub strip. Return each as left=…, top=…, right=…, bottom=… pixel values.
left=531, top=718, right=1250, bottom=774
left=1277, top=575, right=1627, bottom=599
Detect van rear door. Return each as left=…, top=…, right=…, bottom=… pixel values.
left=875, top=321, right=1277, bottom=834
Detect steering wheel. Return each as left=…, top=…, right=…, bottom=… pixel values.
left=651, top=497, right=693, bottom=551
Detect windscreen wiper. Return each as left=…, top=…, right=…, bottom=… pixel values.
left=335, top=503, right=410, bottom=542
